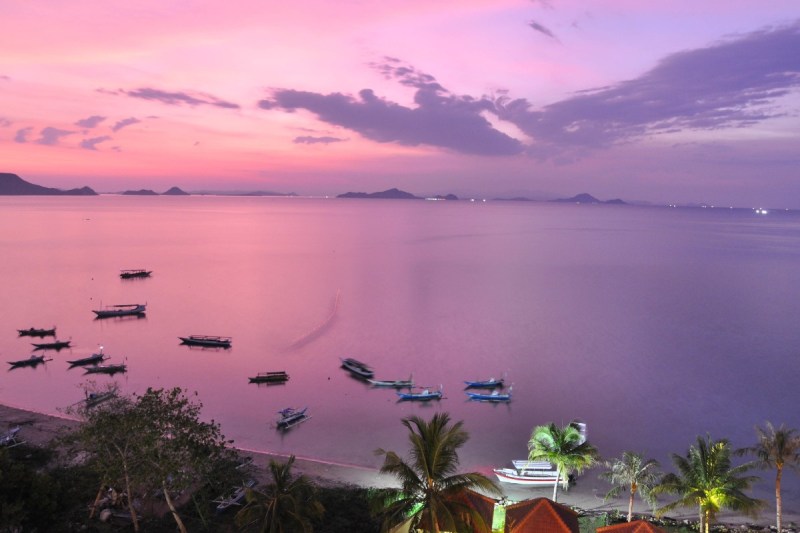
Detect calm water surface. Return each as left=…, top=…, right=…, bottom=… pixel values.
left=1, top=196, right=798, bottom=507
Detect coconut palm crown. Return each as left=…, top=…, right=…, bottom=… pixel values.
left=373, top=412, right=502, bottom=533
left=527, top=421, right=599, bottom=502
left=600, top=451, right=661, bottom=522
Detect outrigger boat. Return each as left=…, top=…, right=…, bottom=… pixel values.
left=67, top=347, right=109, bottom=367
left=276, top=407, right=309, bottom=430
left=493, top=460, right=561, bottom=486
left=84, top=363, right=127, bottom=375
left=0, top=426, right=23, bottom=448
left=466, top=387, right=512, bottom=403
left=8, top=354, right=51, bottom=367
left=83, top=390, right=117, bottom=408
left=464, top=377, right=505, bottom=389
left=179, top=335, right=232, bottom=348
left=93, top=303, right=146, bottom=318
left=119, top=269, right=152, bottom=279
left=368, top=376, right=414, bottom=388
left=32, top=339, right=71, bottom=351
left=340, top=357, right=374, bottom=379
left=248, top=371, right=289, bottom=384
left=214, top=479, right=256, bottom=512
left=17, top=326, right=56, bottom=337
left=396, top=386, right=443, bottom=401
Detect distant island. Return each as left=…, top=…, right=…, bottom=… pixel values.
left=122, top=189, right=158, bottom=196
left=163, top=186, right=190, bottom=196
left=551, top=193, right=626, bottom=205
left=0, top=173, right=97, bottom=196
left=337, top=188, right=458, bottom=200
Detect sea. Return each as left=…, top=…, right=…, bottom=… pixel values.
left=1, top=196, right=798, bottom=510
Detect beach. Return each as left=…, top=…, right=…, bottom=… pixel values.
left=3, top=402, right=796, bottom=530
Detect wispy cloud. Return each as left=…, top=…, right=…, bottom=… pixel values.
left=14, top=127, right=32, bottom=143
left=260, top=59, right=522, bottom=156
left=37, top=127, right=74, bottom=145
left=528, top=20, right=558, bottom=40
left=122, top=87, right=240, bottom=109
left=293, top=135, right=346, bottom=145
left=112, top=117, right=140, bottom=132
left=80, top=135, right=112, bottom=150
left=75, top=115, right=106, bottom=128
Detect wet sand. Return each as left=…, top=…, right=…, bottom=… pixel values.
left=2, top=402, right=796, bottom=530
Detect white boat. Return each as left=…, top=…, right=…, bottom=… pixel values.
left=276, top=407, right=309, bottom=430
left=368, top=376, right=413, bottom=388
left=93, top=303, right=146, bottom=318
left=493, top=461, right=561, bottom=485
left=215, top=479, right=256, bottom=512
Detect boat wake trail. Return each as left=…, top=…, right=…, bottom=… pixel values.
left=284, top=290, right=340, bottom=351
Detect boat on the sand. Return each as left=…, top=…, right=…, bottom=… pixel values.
left=214, top=479, right=256, bottom=512
left=179, top=335, right=232, bottom=348
left=93, top=303, right=146, bottom=318
left=340, top=357, right=374, bottom=379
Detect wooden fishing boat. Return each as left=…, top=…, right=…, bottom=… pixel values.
left=340, top=357, right=374, bottom=379
left=465, top=387, right=512, bottom=402
left=31, top=339, right=71, bottom=350
left=84, top=363, right=127, bottom=375
left=276, top=407, right=309, bottom=430
left=179, top=335, right=232, bottom=348
left=248, top=371, right=289, bottom=384
left=17, top=326, right=56, bottom=337
left=464, top=377, right=505, bottom=389
left=214, top=479, right=256, bottom=512
left=84, top=390, right=117, bottom=408
left=396, top=386, right=443, bottom=401
left=8, top=354, right=50, bottom=367
left=368, top=376, right=414, bottom=388
left=93, top=303, right=146, bottom=318
left=67, top=352, right=109, bottom=367
left=119, top=269, right=152, bottom=279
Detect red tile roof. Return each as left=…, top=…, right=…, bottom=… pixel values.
left=504, top=497, right=579, bottom=533
left=596, top=519, right=668, bottom=533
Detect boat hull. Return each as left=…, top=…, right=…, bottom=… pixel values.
left=180, top=336, right=232, bottom=348
left=493, top=468, right=560, bottom=486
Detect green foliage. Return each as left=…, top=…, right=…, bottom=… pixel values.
left=314, top=485, right=380, bottom=533
left=600, top=451, right=661, bottom=521
left=373, top=412, right=502, bottom=533
left=528, top=421, right=599, bottom=502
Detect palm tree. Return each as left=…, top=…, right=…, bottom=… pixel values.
left=374, top=412, right=502, bottom=533
left=527, top=421, right=599, bottom=502
left=654, top=435, right=762, bottom=533
left=235, top=455, right=323, bottom=533
left=737, top=422, right=800, bottom=532
left=599, top=451, right=661, bottom=522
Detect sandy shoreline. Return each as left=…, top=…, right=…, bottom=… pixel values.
left=2, top=402, right=796, bottom=529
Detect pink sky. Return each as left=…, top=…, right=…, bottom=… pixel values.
left=1, top=1, right=799, bottom=207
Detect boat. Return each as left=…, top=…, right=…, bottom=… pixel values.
left=248, top=371, right=289, bottom=384
left=340, top=357, right=374, bottom=379
left=119, top=269, right=152, bottom=279
left=179, top=335, right=232, bottom=348
left=214, top=479, right=256, bottom=512
left=466, top=387, right=512, bottom=402
left=17, top=326, right=56, bottom=337
left=493, top=461, right=561, bottom=486
left=84, top=390, right=117, bottom=408
left=8, top=354, right=50, bottom=367
left=31, top=339, right=71, bottom=351
left=276, top=407, right=309, bottom=430
left=93, top=303, right=146, bottom=318
left=0, top=426, right=23, bottom=447
left=84, top=363, right=127, bottom=375
left=67, top=347, right=109, bottom=367
left=368, top=376, right=414, bottom=388
left=464, top=377, right=505, bottom=389
left=396, top=386, right=443, bottom=401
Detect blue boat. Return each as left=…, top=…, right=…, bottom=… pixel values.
left=276, top=407, right=309, bottom=430
left=464, top=377, right=504, bottom=389
left=396, top=387, right=442, bottom=401
left=466, top=387, right=512, bottom=403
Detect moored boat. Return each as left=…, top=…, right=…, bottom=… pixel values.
left=84, top=363, right=127, bottom=375
left=396, top=386, right=443, bottom=401
left=67, top=347, right=109, bottom=367
left=179, top=335, right=232, bottom=348
left=464, top=377, right=505, bottom=389
left=8, top=354, right=50, bottom=367
left=84, top=390, right=117, bottom=408
left=93, top=303, right=146, bottom=318
left=31, top=339, right=71, bottom=351
left=120, top=269, right=152, bottom=279
left=368, top=376, right=414, bottom=388
left=276, top=407, right=309, bottom=430
left=465, top=387, right=512, bottom=402
left=340, top=357, right=374, bottom=379
left=17, top=326, right=56, bottom=337
left=493, top=461, right=561, bottom=486
left=248, top=371, right=289, bottom=384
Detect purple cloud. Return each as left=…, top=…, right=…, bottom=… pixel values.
left=37, top=127, right=74, bottom=145
left=123, top=87, right=240, bottom=109
left=14, top=127, right=32, bottom=143
left=495, top=21, right=800, bottom=154
left=80, top=135, right=112, bottom=150
left=293, top=135, right=345, bottom=144
left=112, top=117, right=140, bottom=132
left=528, top=20, right=558, bottom=40
left=75, top=115, right=106, bottom=128
left=0, top=117, right=11, bottom=127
